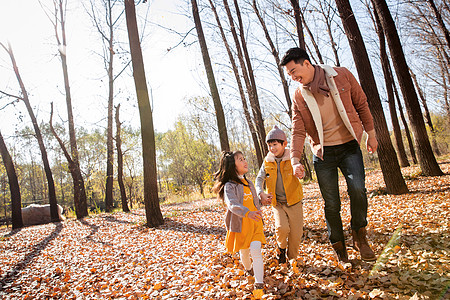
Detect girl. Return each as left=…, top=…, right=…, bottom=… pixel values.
left=213, top=151, right=265, bottom=298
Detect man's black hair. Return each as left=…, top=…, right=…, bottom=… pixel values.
left=280, top=47, right=311, bottom=67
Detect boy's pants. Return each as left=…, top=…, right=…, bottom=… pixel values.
left=273, top=201, right=303, bottom=259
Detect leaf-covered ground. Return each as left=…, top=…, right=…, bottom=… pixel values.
left=1, top=161, right=449, bottom=299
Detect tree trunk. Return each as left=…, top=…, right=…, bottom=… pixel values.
left=373, top=11, right=409, bottom=167
left=289, top=0, right=306, bottom=49
left=207, top=0, right=263, bottom=164
left=104, top=0, right=115, bottom=213
left=335, top=0, right=408, bottom=194
left=1, top=43, right=59, bottom=222
left=231, top=0, right=268, bottom=155
left=55, top=0, right=89, bottom=218
left=124, top=0, right=163, bottom=227
left=0, top=131, right=23, bottom=230
left=372, top=0, right=443, bottom=176
left=191, top=0, right=230, bottom=152
left=392, top=80, right=418, bottom=164
left=49, top=104, right=88, bottom=218
left=115, top=104, right=129, bottom=212
left=410, top=69, right=441, bottom=156
left=437, top=48, right=450, bottom=128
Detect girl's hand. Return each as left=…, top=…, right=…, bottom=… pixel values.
left=247, top=210, right=263, bottom=221
left=259, top=192, right=273, bottom=205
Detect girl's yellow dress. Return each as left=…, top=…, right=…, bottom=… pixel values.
left=225, top=179, right=266, bottom=253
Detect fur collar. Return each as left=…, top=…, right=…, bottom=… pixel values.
left=265, top=148, right=290, bottom=163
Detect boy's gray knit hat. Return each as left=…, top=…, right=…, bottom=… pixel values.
left=266, top=125, right=286, bottom=142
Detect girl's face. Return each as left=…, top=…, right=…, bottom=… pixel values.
left=234, top=153, right=248, bottom=176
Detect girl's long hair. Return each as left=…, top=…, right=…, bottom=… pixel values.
left=212, top=151, right=246, bottom=201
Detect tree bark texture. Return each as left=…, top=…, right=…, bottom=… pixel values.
left=124, top=0, right=163, bottom=227
left=373, top=11, right=409, bottom=167
left=372, top=0, right=443, bottom=176
left=392, top=80, right=418, bottom=164
left=191, top=0, right=230, bottom=152
left=49, top=104, right=88, bottom=219
left=335, top=0, right=408, bottom=194
left=115, top=104, right=130, bottom=212
left=0, top=131, right=23, bottom=230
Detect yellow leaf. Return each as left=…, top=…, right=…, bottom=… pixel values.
left=153, top=282, right=163, bottom=290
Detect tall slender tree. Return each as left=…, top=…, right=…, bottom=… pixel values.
left=335, top=0, right=408, bottom=194
left=0, top=131, right=22, bottom=230
left=124, top=0, right=163, bottom=227
left=372, top=0, right=443, bottom=176
left=1, top=42, right=59, bottom=222
left=372, top=10, right=409, bottom=167
left=115, top=104, right=129, bottom=212
left=191, top=0, right=230, bottom=152
left=46, top=0, right=88, bottom=218
left=207, top=0, right=263, bottom=164
left=85, top=0, right=118, bottom=212
left=224, top=0, right=267, bottom=156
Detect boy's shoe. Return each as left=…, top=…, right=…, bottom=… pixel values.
left=277, top=247, right=287, bottom=264
left=245, top=268, right=254, bottom=276
left=253, top=283, right=264, bottom=299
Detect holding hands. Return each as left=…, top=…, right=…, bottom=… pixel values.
left=293, top=163, right=305, bottom=179
left=259, top=192, right=273, bottom=206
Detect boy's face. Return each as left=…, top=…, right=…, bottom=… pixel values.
left=234, top=153, right=248, bottom=176
left=267, top=140, right=287, bottom=158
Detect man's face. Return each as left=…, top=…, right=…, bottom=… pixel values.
left=284, top=59, right=315, bottom=85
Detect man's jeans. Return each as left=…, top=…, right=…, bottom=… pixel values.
left=313, top=140, right=368, bottom=244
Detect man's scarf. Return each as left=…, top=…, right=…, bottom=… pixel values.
left=305, top=65, right=330, bottom=97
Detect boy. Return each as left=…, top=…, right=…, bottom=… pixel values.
left=255, top=125, right=304, bottom=263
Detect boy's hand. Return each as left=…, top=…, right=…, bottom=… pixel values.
left=293, top=163, right=305, bottom=179
left=248, top=210, right=263, bottom=221
left=259, top=192, right=273, bottom=205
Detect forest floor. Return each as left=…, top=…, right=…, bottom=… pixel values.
left=0, top=161, right=449, bottom=299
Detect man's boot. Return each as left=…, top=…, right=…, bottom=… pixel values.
left=277, top=247, right=287, bottom=264
left=352, top=227, right=376, bottom=261
left=331, top=240, right=350, bottom=264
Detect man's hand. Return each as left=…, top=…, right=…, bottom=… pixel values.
left=247, top=210, right=263, bottom=221
left=259, top=192, right=273, bottom=206
left=293, top=163, right=305, bottom=179
left=366, top=136, right=378, bottom=154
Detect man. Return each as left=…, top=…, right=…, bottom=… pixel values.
left=280, top=47, right=377, bottom=263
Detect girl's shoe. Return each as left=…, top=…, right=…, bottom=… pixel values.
left=253, top=283, right=264, bottom=299
left=245, top=268, right=254, bottom=276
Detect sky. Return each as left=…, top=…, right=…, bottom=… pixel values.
left=0, top=0, right=205, bottom=140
